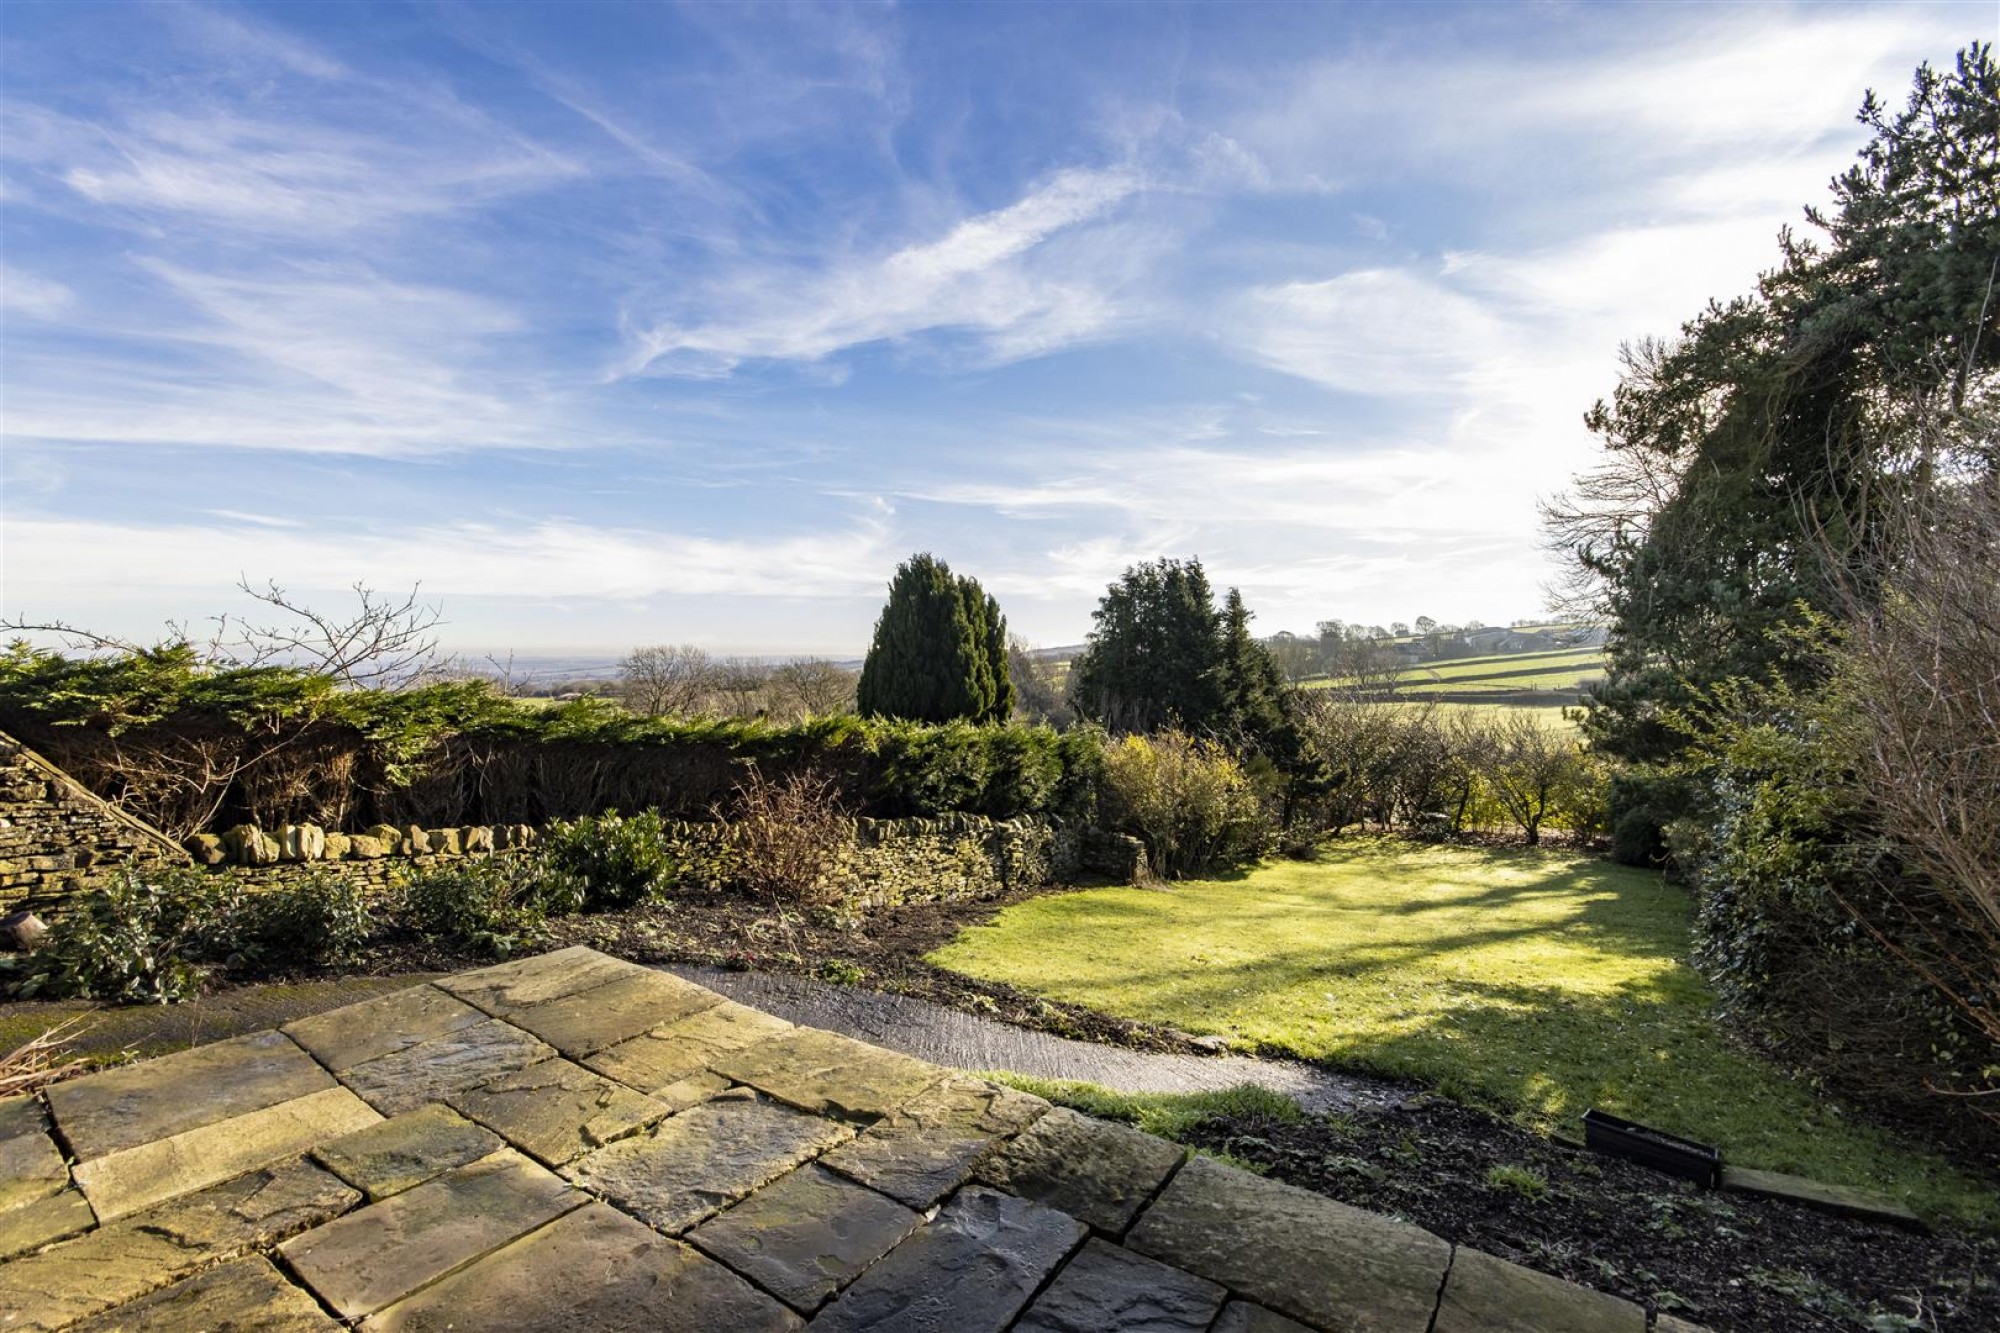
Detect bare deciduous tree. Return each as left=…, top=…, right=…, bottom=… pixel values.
left=617, top=644, right=714, bottom=717
left=768, top=658, right=856, bottom=720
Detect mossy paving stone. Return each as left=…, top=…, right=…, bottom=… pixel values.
left=975, top=1105, right=1185, bottom=1236
left=44, top=1028, right=332, bottom=1160
left=688, top=1163, right=923, bottom=1314
left=313, top=1103, right=504, bottom=1201
left=361, top=1202, right=803, bottom=1332
left=1212, top=1300, right=1315, bottom=1333
left=445, top=1056, right=669, bottom=1166
left=819, top=1076, right=1050, bottom=1209
left=0, top=1158, right=358, bottom=1331
left=562, top=1088, right=854, bottom=1234
left=73, top=1084, right=382, bottom=1221
left=808, top=1184, right=1088, bottom=1333
left=280, top=1148, right=585, bottom=1319
left=1124, top=1155, right=1451, bottom=1333
left=0, top=1187, right=95, bottom=1260
left=66, top=1254, right=339, bottom=1332
left=652, top=1069, right=733, bottom=1113
left=1013, top=1237, right=1226, bottom=1333
left=283, top=984, right=485, bottom=1072
left=433, top=945, right=640, bottom=1016
left=503, top=968, right=724, bottom=1058
left=1654, top=1315, right=1717, bottom=1333
left=583, top=999, right=794, bottom=1092
left=1719, top=1164, right=1925, bottom=1229
left=1432, top=1246, right=1646, bottom=1333
left=334, top=1017, right=554, bottom=1116
left=709, top=1026, right=944, bottom=1122
left=0, top=1095, right=69, bottom=1212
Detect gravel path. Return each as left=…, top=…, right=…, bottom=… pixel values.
left=664, top=965, right=1402, bottom=1115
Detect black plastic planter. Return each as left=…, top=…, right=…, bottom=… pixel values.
left=1581, top=1110, right=1722, bottom=1187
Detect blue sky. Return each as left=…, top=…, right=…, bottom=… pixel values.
left=2, top=1, right=1987, bottom=655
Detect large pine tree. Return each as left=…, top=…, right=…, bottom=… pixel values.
left=1070, top=558, right=1227, bottom=734
left=856, top=554, right=1013, bottom=723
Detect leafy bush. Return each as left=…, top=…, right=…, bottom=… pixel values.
left=398, top=857, right=561, bottom=957
left=1101, top=731, right=1273, bottom=878
left=237, top=870, right=373, bottom=968
left=4, top=866, right=243, bottom=1003
left=539, top=809, right=676, bottom=909
left=1607, top=769, right=1690, bottom=867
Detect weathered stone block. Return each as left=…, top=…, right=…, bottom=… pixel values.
left=349, top=834, right=387, bottom=859
left=1433, top=1246, right=1646, bottom=1333
left=1014, top=1237, right=1225, bottom=1333
left=74, top=1085, right=382, bottom=1221
left=282, top=824, right=326, bottom=861
left=688, top=1163, right=922, bottom=1313
left=314, top=1103, right=505, bottom=1200
left=584, top=998, right=792, bottom=1093
left=225, top=823, right=279, bottom=866
left=360, top=1202, right=802, bottom=1333
left=46, top=1028, right=334, bottom=1161
left=364, top=823, right=403, bottom=852
left=0, top=1188, right=95, bottom=1260
left=0, top=1159, right=358, bottom=1331
left=334, top=1018, right=554, bottom=1117
left=67, top=1255, right=339, bottom=1332
left=976, top=1105, right=1184, bottom=1235
left=709, top=1025, right=942, bottom=1122
left=435, top=945, right=638, bottom=1016
left=446, top=1057, right=668, bottom=1166
left=821, top=1076, right=1048, bottom=1209
left=427, top=827, right=462, bottom=856
left=184, top=834, right=227, bottom=866
left=462, top=825, right=494, bottom=854
left=324, top=831, right=352, bottom=859
left=285, top=984, right=487, bottom=1073
left=504, top=968, right=723, bottom=1057
left=1212, top=1300, right=1315, bottom=1332
left=280, top=1150, right=584, bottom=1319
left=810, top=1185, right=1087, bottom=1333
left=1126, top=1155, right=1451, bottom=1333
left=562, top=1089, right=853, bottom=1234
left=0, top=1095, right=70, bottom=1211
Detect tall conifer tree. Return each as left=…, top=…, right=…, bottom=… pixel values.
left=856, top=554, right=1013, bottom=722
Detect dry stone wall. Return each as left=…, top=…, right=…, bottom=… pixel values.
left=0, top=731, right=189, bottom=911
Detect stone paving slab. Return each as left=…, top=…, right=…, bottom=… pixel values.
left=583, top=998, right=794, bottom=1092
left=503, top=967, right=722, bottom=1057
left=73, top=1084, right=382, bottom=1221
left=1126, top=1153, right=1452, bottom=1333
left=335, top=1016, right=554, bottom=1116
left=434, top=945, right=639, bottom=1015
left=0, top=1094, right=69, bottom=1212
left=710, top=1025, right=945, bottom=1121
left=280, top=1148, right=585, bottom=1318
left=1014, top=1236, right=1227, bottom=1333
left=564, top=1088, right=855, bottom=1234
left=66, top=1254, right=341, bottom=1332
left=0, top=1159, right=358, bottom=1330
left=313, top=1103, right=505, bottom=1201
left=689, top=1162, right=923, bottom=1314
left=976, top=1104, right=1185, bottom=1235
left=0, top=1187, right=95, bottom=1260
left=1214, top=1300, right=1316, bottom=1332
left=284, top=984, right=486, bottom=1072
left=44, top=1028, right=332, bottom=1159
left=809, top=1184, right=1088, bottom=1332
left=820, top=1075, right=1049, bottom=1208
left=363, top=1201, right=803, bottom=1333
left=1433, top=1245, right=1646, bottom=1333
left=446, top=1056, right=669, bottom=1165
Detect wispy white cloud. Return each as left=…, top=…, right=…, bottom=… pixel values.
left=621, top=165, right=1149, bottom=375
left=0, top=265, right=74, bottom=320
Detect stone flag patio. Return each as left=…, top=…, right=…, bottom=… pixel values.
left=0, top=946, right=1702, bottom=1331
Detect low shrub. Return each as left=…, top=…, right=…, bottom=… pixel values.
left=1102, top=731, right=1273, bottom=878
left=715, top=768, right=854, bottom=906
left=237, top=870, right=373, bottom=968
left=539, top=809, right=676, bottom=909
left=3, top=866, right=243, bottom=1003
left=398, top=857, right=562, bottom=957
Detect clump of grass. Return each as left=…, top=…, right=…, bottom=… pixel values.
left=984, top=1073, right=1301, bottom=1140
left=1485, top=1162, right=1549, bottom=1200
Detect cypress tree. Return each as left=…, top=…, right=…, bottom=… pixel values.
left=856, top=554, right=1013, bottom=723
left=1070, top=558, right=1225, bottom=733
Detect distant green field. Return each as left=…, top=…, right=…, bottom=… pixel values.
left=1303, top=645, right=1604, bottom=701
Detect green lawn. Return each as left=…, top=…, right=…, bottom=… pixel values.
left=932, top=840, right=1995, bottom=1222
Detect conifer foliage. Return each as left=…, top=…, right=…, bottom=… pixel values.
left=856, top=553, right=1013, bottom=723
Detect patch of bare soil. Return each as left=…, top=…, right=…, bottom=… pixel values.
left=1184, top=1099, right=1999, bottom=1333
